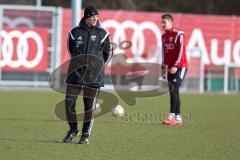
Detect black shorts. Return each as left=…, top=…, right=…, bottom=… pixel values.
left=167, top=68, right=187, bottom=88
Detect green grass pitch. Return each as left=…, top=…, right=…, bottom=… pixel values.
left=0, top=90, right=239, bottom=160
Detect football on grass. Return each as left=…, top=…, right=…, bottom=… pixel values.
left=112, top=105, right=124, bottom=117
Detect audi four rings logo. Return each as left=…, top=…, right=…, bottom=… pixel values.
left=101, top=20, right=162, bottom=57
left=0, top=30, right=43, bottom=68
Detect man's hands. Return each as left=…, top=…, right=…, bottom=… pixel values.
left=169, top=66, right=178, bottom=74
left=161, top=65, right=178, bottom=78
left=161, top=65, right=168, bottom=78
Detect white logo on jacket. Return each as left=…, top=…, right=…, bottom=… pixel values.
left=91, top=35, right=96, bottom=41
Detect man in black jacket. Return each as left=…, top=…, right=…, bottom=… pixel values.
left=63, top=6, right=112, bottom=144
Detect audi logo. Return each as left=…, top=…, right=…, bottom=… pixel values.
left=0, top=30, right=43, bottom=68
left=102, top=20, right=162, bottom=62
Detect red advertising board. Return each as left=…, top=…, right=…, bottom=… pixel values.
left=61, top=10, right=240, bottom=77
left=0, top=28, right=49, bottom=72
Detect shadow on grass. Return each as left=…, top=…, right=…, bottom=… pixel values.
left=0, top=137, right=70, bottom=144
left=0, top=118, right=61, bottom=122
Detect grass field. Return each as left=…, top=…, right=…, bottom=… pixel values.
left=0, top=90, right=239, bottom=160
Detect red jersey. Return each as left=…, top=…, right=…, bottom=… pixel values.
left=162, top=28, right=188, bottom=68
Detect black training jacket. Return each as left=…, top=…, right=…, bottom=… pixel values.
left=65, top=17, right=112, bottom=87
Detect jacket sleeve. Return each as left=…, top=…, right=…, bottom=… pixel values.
left=174, top=33, right=184, bottom=67
left=67, top=31, right=75, bottom=57
left=160, top=34, right=165, bottom=67
left=101, top=35, right=113, bottom=64
left=161, top=43, right=165, bottom=66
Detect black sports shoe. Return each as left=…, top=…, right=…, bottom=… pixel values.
left=78, top=136, right=89, bottom=144
left=63, top=129, right=80, bottom=143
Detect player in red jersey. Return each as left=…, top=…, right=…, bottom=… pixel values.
left=161, top=14, right=188, bottom=126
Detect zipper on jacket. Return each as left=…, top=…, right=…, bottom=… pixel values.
left=82, top=30, right=90, bottom=81
left=85, top=30, right=90, bottom=54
